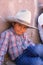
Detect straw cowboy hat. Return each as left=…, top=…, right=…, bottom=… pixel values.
left=38, top=13, right=43, bottom=27
left=6, top=10, right=38, bottom=29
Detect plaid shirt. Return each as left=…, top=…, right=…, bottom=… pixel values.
left=0, top=27, right=34, bottom=65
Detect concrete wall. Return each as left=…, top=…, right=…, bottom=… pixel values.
left=38, top=0, right=43, bottom=4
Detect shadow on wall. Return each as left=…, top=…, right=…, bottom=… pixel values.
left=0, top=19, right=11, bottom=33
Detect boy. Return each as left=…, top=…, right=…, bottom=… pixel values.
left=0, top=10, right=43, bottom=65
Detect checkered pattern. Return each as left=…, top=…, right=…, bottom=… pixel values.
left=0, top=27, right=34, bottom=65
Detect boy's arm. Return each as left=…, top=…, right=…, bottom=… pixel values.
left=0, top=32, right=9, bottom=65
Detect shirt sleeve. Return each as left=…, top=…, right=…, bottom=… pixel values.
left=0, top=31, right=9, bottom=65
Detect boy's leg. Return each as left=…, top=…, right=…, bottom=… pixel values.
left=15, top=54, right=43, bottom=65
left=14, top=45, right=40, bottom=65
left=23, top=45, right=39, bottom=57
left=33, top=44, right=43, bottom=58
left=25, top=44, right=43, bottom=58
left=14, top=44, right=43, bottom=65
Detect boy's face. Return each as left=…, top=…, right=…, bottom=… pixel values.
left=12, top=22, right=28, bottom=35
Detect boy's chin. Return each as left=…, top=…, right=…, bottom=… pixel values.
left=16, top=32, right=24, bottom=35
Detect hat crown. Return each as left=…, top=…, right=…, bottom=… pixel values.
left=14, top=10, right=31, bottom=24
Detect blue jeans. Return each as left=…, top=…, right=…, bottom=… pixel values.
left=23, top=44, right=43, bottom=58
left=15, top=44, right=43, bottom=65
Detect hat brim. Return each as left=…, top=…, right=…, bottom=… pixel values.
left=6, top=17, right=38, bottom=30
